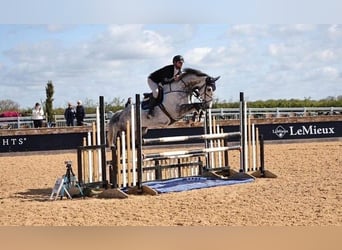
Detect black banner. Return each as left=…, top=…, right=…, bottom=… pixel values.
left=0, top=121, right=341, bottom=153
left=144, top=121, right=342, bottom=143
left=256, top=121, right=342, bottom=141
left=0, top=133, right=86, bottom=153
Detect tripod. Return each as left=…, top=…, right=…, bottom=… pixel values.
left=62, top=161, right=84, bottom=197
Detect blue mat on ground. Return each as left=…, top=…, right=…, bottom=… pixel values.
left=141, top=176, right=254, bottom=193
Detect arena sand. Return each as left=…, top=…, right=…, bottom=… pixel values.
left=0, top=141, right=340, bottom=226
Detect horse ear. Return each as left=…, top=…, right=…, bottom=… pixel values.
left=206, top=76, right=220, bottom=84
left=213, top=76, right=220, bottom=82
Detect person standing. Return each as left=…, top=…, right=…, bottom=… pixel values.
left=75, top=100, right=85, bottom=126
left=32, top=102, right=44, bottom=128
left=64, top=102, right=75, bottom=126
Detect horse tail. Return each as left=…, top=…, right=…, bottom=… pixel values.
left=107, top=120, right=114, bottom=147
left=107, top=110, right=123, bottom=147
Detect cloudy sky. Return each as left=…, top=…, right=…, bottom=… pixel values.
left=0, top=1, right=341, bottom=108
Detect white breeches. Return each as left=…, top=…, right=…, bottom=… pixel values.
left=147, top=78, right=159, bottom=98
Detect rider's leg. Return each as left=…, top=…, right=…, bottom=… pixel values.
left=147, top=78, right=159, bottom=99
left=147, top=78, right=159, bottom=118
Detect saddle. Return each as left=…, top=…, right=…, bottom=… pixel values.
left=142, top=85, right=164, bottom=110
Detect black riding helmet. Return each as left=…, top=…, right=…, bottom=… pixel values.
left=173, top=55, right=184, bottom=63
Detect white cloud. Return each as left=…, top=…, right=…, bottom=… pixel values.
left=279, top=24, right=316, bottom=33
left=185, top=47, right=212, bottom=64
left=230, top=24, right=268, bottom=36
left=44, top=24, right=73, bottom=32
left=268, top=43, right=287, bottom=56
left=328, top=24, right=342, bottom=38
left=317, top=49, right=335, bottom=61
left=86, top=24, right=172, bottom=61
left=321, top=66, right=339, bottom=79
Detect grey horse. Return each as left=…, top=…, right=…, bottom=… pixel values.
left=107, top=68, right=220, bottom=147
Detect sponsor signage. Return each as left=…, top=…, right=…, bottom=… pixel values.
left=257, top=121, right=341, bottom=141
left=145, top=121, right=341, bottom=143
left=0, top=133, right=86, bottom=153
left=0, top=121, right=340, bottom=153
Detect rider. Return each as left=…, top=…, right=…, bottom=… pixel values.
left=147, top=55, right=184, bottom=118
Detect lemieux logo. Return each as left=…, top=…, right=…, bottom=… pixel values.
left=272, top=125, right=289, bottom=138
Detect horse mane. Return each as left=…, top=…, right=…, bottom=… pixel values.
left=182, top=68, right=208, bottom=77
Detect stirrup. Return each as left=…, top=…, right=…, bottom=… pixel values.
left=147, top=108, right=154, bottom=118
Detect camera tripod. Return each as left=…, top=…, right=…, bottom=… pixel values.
left=62, top=161, right=84, bottom=198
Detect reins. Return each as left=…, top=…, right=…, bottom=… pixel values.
left=163, top=77, right=212, bottom=104
left=158, top=76, right=214, bottom=124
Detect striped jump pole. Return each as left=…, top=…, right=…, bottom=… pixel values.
left=143, top=145, right=241, bottom=160
left=142, top=131, right=241, bottom=145
left=143, top=152, right=206, bottom=161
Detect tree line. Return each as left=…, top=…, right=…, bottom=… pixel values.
left=211, top=96, right=342, bottom=109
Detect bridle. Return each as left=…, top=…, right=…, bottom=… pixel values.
left=190, top=78, right=216, bottom=106
left=158, top=74, right=218, bottom=124
left=163, top=76, right=216, bottom=105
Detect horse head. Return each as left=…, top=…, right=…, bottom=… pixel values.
left=180, top=68, right=220, bottom=109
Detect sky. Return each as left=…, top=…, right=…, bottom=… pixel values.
left=0, top=1, right=342, bottom=109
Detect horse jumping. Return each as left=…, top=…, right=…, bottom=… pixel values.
left=107, top=68, right=220, bottom=146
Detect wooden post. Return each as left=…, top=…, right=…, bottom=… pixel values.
left=135, top=94, right=143, bottom=189
left=99, top=96, right=107, bottom=187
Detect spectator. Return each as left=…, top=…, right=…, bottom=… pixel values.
left=76, top=100, right=85, bottom=126
left=32, top=102, right=44, bottom=128
left=64, top=102, right=75, bottom=126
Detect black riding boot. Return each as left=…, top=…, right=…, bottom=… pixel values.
left=147, top=97, right=157, bottom=119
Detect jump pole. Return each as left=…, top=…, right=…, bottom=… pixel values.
left=123, top=94, right=157, bottom=195
left=96, top=106, right=102, bottom=181
left=250, top=133, right=277, bottom=178
left=142, top=132, right=241, bottom=144
left=130, top=102, right=137, bottom=185
left=223, top=92, right=255, bottom=180
left=239, top=92, right=245, bottom=172
left=135, top=94, right=143, bottom=190
left=99, top=96, right=107, bottom=187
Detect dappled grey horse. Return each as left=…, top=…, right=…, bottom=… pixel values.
left=107, top=68, right=220, bottom=147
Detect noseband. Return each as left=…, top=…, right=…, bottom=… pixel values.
left=162, top=73, right=217, bottom=107
left=189, top=77, right=216, bottom=105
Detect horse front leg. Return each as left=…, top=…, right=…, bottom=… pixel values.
left=180, top=103, right=203, bottom=113
left=180, top=103, right=205, bottom=120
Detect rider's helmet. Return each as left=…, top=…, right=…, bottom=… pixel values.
left=173, top=55, right=184, bottom=63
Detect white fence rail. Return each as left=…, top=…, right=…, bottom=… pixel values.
left=1, top=107, right=341, bottom=129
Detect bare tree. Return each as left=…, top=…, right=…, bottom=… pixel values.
left=0, top=99, right=20, bottom=112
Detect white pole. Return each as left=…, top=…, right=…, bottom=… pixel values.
left=87, top=132, right=93, bottom=183
left=208, top=108, right=215, bottom=168
left=244, top=101, right=249, bottom=172
left=121, top=131, right=127, bottom=187
left=217, top=124, right=222, bottom=167
left=252, top=123, right=256, bottom=171
left=130, top=103, right=137, bottom=186
left=96, top=106, right=102, bottom=181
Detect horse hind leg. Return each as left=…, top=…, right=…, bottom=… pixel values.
left=107, top=123, right=116, bottom=147
left=107, top=126, right=113, bottom=147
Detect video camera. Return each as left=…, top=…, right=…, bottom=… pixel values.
left=64, top=160, right=72, bottom=169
